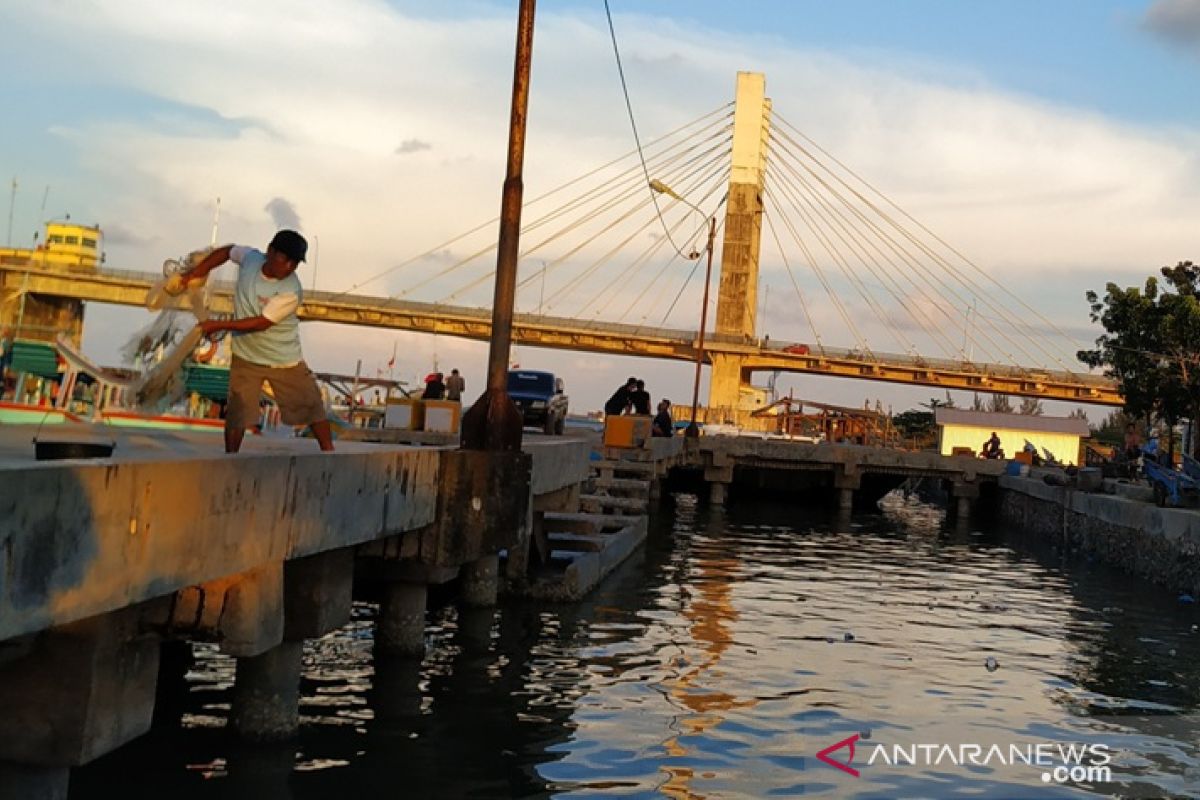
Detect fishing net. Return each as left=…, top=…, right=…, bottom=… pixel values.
left=121, top=248, right=218, bottom=411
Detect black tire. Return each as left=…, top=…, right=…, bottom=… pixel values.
left=554, top=416, right=565, bottom=436
left=543, top=417, right=555, bottom=435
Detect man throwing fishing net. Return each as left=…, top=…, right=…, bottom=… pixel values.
left=181, top=229, right=333, bottom=453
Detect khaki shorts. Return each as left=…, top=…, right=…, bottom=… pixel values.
left=227, top=356, right=325, bottom=430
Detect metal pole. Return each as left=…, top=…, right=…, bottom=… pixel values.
left=461, top=0, right=535, bottom=451
left=6, top=177, right=16, bottom=247
left=686, top=217, right=717, bottom=438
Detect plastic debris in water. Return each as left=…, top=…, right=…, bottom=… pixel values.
left=985, top=657, right=999, bottom=672
left=1169, top=649, right=1177, bottom=657
left=844, top=632, right=855, bottom=642
left=1178, top=594, right=1196, bottom=604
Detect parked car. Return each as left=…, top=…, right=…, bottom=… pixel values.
left=506, top=369, right=569, bottom=435
left=783, top=343, right=810, bottom=355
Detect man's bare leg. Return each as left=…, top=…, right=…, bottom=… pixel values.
left=225, top=424, right=246, bottom=454
left=311, top=419, right=335, bottom=451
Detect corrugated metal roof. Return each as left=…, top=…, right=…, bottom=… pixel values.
left=934, top=407, right=1090, bottom=436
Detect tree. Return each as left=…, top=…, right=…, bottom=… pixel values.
left=1078, top=261, right=1200, bottom=457
left=987, top=394, right=1013, bottom=414
left=1068, top=408, right=1089, bottom=423
left=893, top=409, right=934, bottom=438
left=1018, top=397, right=1044, bottom=415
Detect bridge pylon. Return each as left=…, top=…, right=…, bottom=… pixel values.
left=707, top=71, right=770, bottom=425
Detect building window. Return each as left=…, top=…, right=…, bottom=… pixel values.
left=48, top=235, right=63, bottom=244
left=82, top=237, right=97, bottom=248
left=65, top=236, right=79, bottom=245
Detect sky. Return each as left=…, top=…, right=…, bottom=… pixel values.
left=2, top=0, right=1199, bottom=418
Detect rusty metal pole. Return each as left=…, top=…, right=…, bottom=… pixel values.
left=461, top=0, right=535, bottom=451
left=686, top=216, right=717, bottom=438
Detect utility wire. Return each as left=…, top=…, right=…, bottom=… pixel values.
left=603, top=0, right=699, bottom=259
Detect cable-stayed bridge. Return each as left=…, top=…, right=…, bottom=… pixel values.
left=0, top=72, right=1121, bottom=414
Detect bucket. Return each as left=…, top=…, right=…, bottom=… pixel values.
left=34, top=439, right=116, bottom=461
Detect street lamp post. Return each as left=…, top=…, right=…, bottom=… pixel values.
left=649, top=180, right=715, bottom=438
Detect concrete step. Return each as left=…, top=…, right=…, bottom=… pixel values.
left=580, top=494, right=647, bottom=515
left=546, top=532, right=605, bottom=552
left=544, top=511, right=636, bottom=534
left=592, top=476, right=650, bottom=493
left=601, top=446, right=654, bottom=462
left=592, top=459, right=656, bottom=476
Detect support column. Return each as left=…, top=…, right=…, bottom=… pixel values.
left=838, top=487, right=854, bottom=511
left=950, top=480, right=979, bottom=525
left=461, top=553, right=500, bottom=608
left=0, top=609, right=160, bottom=788
left=956, top=495, right=971, bottom=521
left=709, top=480, right=728, bottom=506
left=833, top=464, right=861, bottom=513
left=708, top=71, right=770, bottom=428
left=377, top=581, right=428, bottom=657
left=229, top=640, right=303, bottom=743
left=0, top=763, right=69, bottom=800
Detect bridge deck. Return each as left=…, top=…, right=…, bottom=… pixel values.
left=0, top=262, right=1121, bottom=405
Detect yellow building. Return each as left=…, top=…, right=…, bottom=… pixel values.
left=935, top=408, right=1090, bottom=465
left=0, top=220, right=102, bottom=270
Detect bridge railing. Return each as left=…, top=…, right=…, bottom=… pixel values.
left=11, top=262, right=1109, bottom=386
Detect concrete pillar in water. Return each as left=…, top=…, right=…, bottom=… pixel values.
left=648, top=478, right=662, bottom=503
left=229, top=640, right=303, bottom=742
left=709, top=480, right=728, bottom=506
left=0, top=763, right=70, bottom=800
left=377, top=581, right=428, bottom=657
left=0, top=608, right=160, bottom=799
left=956, top=494, right=971, bottom=522
left=461, top=553, right=500, bottom=608
left=833, top=463, right=860, bottom=513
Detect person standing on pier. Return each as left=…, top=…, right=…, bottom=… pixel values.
left=184, top=230, right=334, bottom=453
left=445, top=368, right=465, bottom=402
left=604, top=376, right=638, bottom=416
left=630, top=379, right=651, bottom=415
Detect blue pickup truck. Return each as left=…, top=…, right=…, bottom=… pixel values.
left=506, top=369, right=569, bottom=435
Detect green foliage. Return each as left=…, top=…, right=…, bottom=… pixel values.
left=893, top=409, right=935, bottom=438
left=1018, top=397, right=1044, bottom=415
left=988, top=394, right=1013, bottom=414
left=1079, top=261, right=1200, bottom=454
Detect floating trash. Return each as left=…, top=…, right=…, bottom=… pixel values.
left=1178, top=594, right=1196, bottom=604
left=1168, top=649, right=1177, bottom=657
left=985, top=657, right=999, bottom=672
left=844, top=632, right=855, bottom=642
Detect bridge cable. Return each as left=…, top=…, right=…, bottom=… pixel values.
left=770, top=149, right=922, bottom=359
left=761, top=207, right=822, bottom=351
left=328, top=104, right=730, bottom=300
left=434, top=123, right=732, bottom=307
left=763, top=185, right=869, bottom=355
left=770, top=134, right=977, bottom=362
left=603, top=0, right=700, bottom=261
left=773, top=119, right=1057, bottom=370
left=775, top=113, right=1084, bottom=375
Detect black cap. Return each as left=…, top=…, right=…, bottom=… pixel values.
left=269, top=229, right=308, bottom=263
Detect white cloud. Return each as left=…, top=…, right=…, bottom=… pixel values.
left=11, top=1, right=1200, bottom=410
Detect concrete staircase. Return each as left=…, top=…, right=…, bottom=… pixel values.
left=527, top=456, right=657, bottom=600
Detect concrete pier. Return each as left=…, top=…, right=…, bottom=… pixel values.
left=0, top=426, right=589, bottom=788
left=230, top=641, right=304, bottom=742
left=377, top=581, right=428, bottom=657
left=461, top=554, right=501, bottom=608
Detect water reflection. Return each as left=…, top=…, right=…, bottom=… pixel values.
left=71, top=493, right=1200, bottom=799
